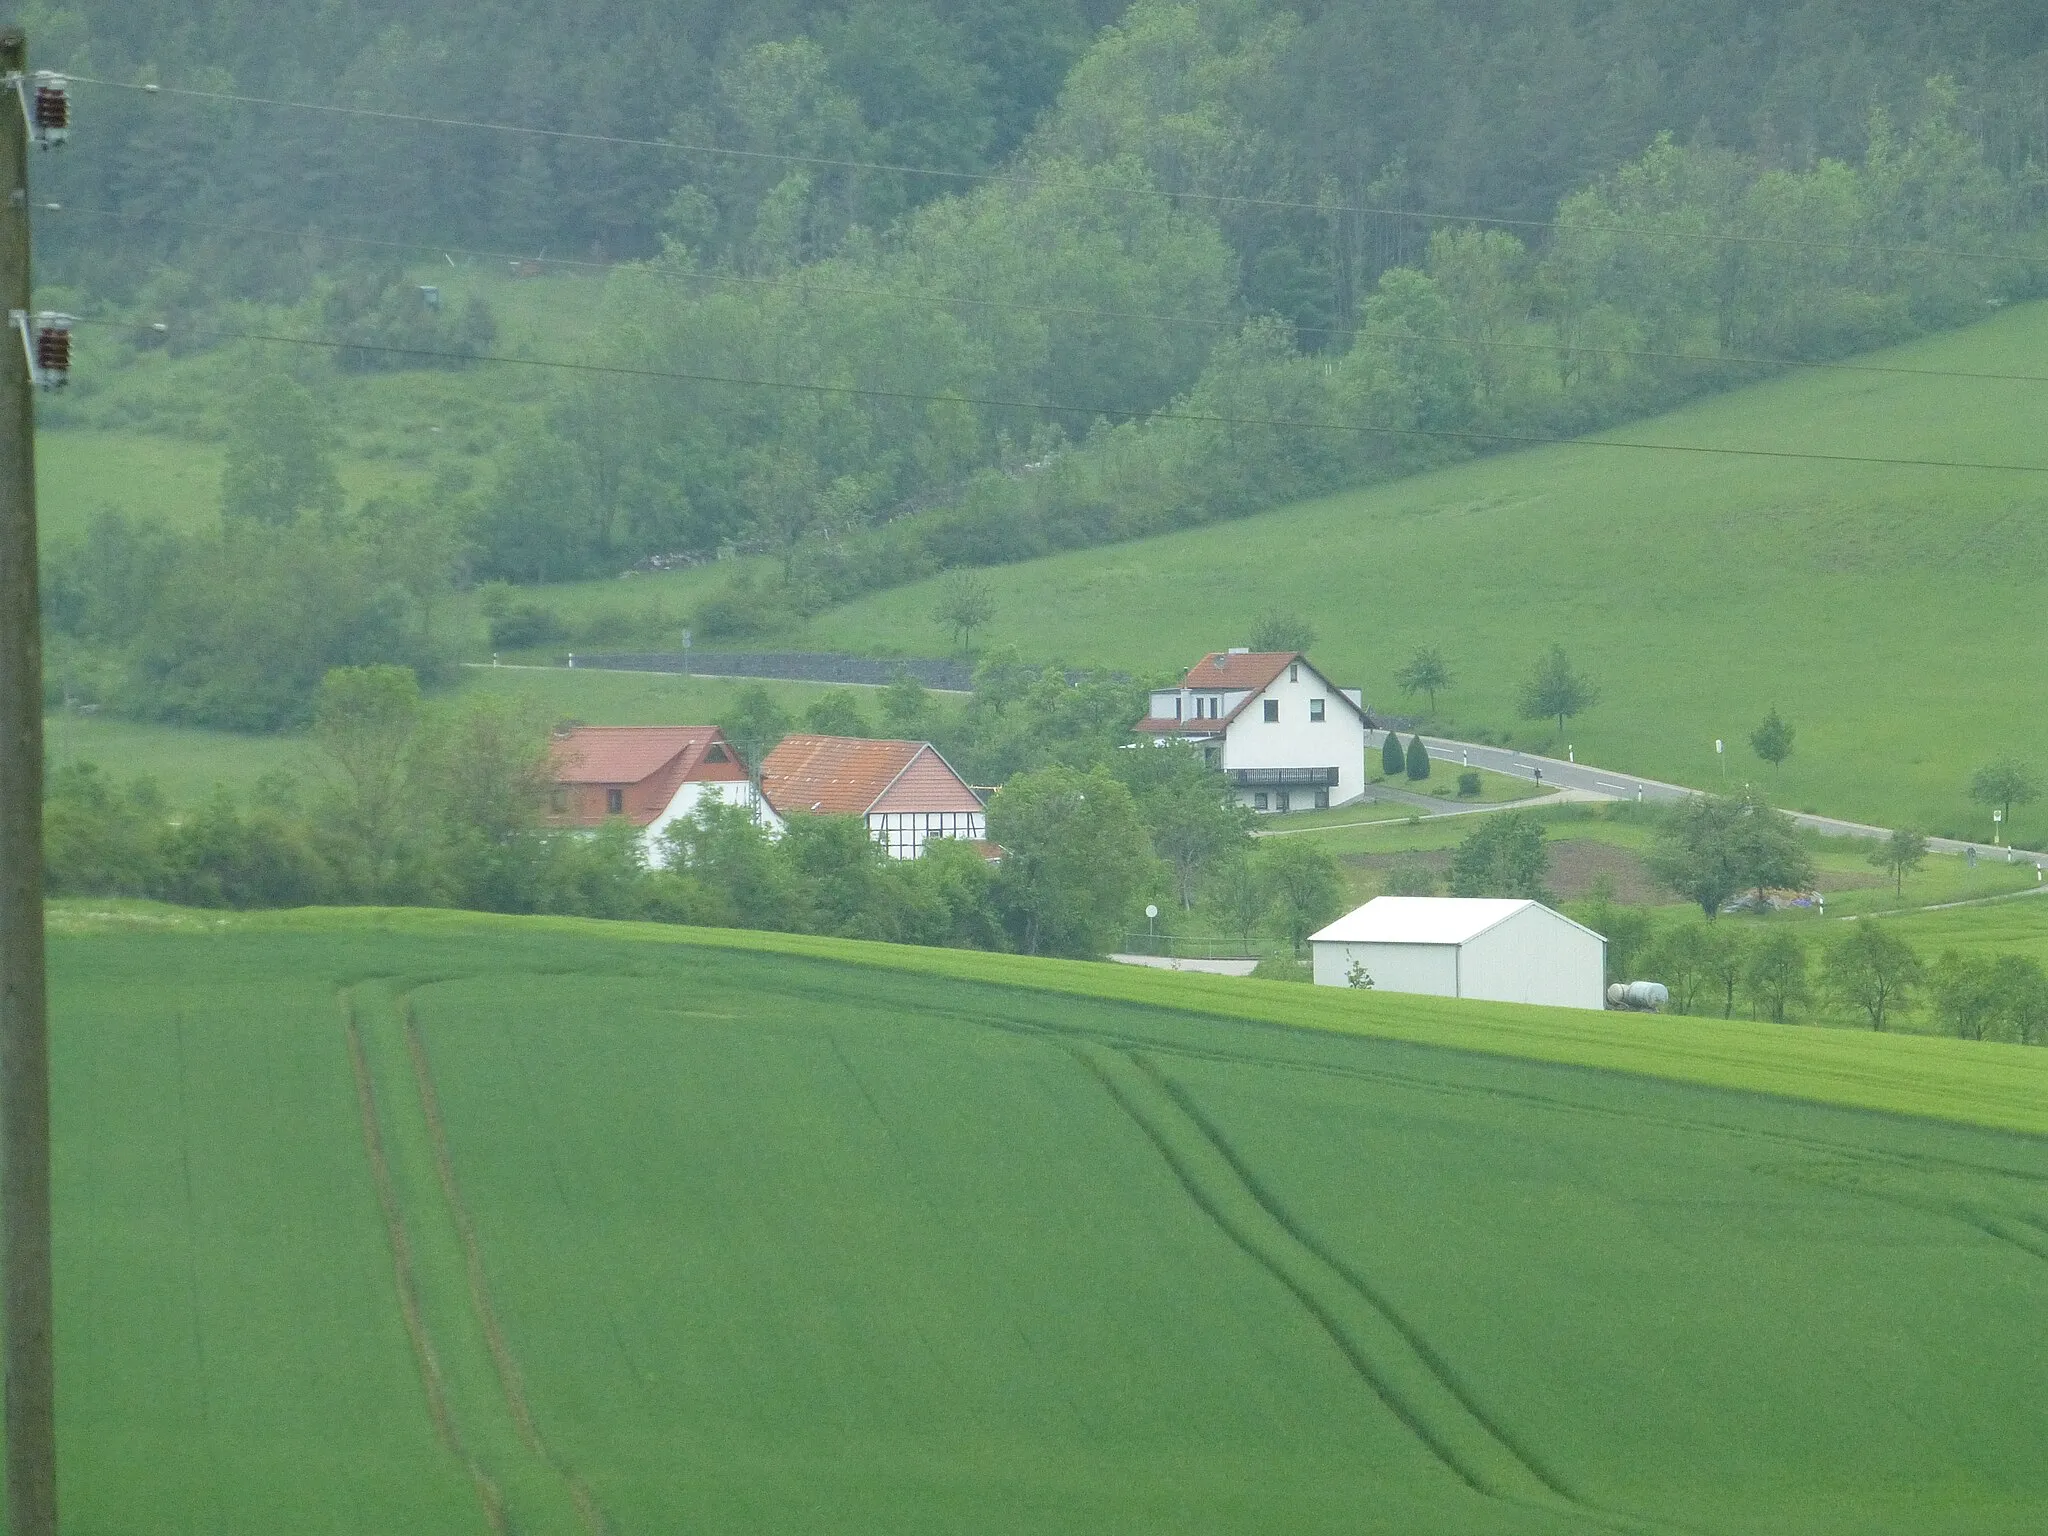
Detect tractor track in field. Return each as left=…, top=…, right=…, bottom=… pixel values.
left=404, top=1003, right=611, bottom=1536
left=1063, top=1037, right=1689, bottom=1535
left=343, top=996, right=512, bottom=1535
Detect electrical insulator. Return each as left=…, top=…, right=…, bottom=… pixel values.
left=34, top=318, right=71, bottom=386
left=28, top=73, right=68, bottom=148
left=11, top=311, right=75, bottom=391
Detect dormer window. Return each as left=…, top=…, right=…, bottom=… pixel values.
left=705, top=743, right=729, bottom=763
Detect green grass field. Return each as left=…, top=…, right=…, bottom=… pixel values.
left=42, top=906, right=2048, bottom=1532
left=723, top=298, right=2048, bottom=841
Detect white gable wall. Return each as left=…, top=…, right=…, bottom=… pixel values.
left=1459, top=905, right=1606, bottom=1009
left=1221, top=660, right=1367, bottom=808
left=642, top=780, right=778, bottom=867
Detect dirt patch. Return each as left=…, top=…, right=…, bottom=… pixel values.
left=1343, top=839, right=1662, bottom=904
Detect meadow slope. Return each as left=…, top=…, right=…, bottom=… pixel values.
left=43, top=907, right=2048, bottom=1533
left=777, top=299, right=2048, bottom=839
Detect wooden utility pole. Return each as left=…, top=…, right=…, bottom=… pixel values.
left=0, top=25, right=57, bottom=1536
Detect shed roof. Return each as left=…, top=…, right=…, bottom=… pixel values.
left=759, top=734, right=979, bottom=817
left=1309, top=896, right=1601, bottom=947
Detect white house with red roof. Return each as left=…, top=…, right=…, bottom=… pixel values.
left=1134, top=650, right=1371, bottom=812
left=546, top=726, right=767, bottom=863
left=759, top=734, right=987, bottom=859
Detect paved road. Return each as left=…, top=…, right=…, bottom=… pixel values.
left=1366, top=729, right=2043, bottom=867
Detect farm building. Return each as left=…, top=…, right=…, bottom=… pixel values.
left=1308, top=897, right=1606, bottom=1010
left=1134, top=650, right=1371, bottom=812
left=759, top=734, right=987, bottom=859
left=546, top=726, right=767, bottom=863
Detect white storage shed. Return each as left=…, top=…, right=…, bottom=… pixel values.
left=1308, top=897, right=1606, bottom=1011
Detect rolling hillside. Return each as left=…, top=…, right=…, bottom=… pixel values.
left=46, top=906, right=2048, bottom=1533
left=758, top=298, right=2048, bottom=840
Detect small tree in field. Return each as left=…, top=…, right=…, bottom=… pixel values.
left=1517, top=644, right=1598, bottom=737
left=1395, top=647, right=1453, bottom=713
left=1969, top=759, right=2040, bottom=839
left=934, top=570, right=996, bottom=653
left=1405, top=735, right=1431, bottom=781
left=1744, top=932, right=1810, bottom=1023
left=1824, top=922, right=1923, bottom=1031
left=1750, top=709, right=1794, bottom=772
left=1380, top=732, right=1405, bottom=778
left=1868, top=827, right=1927, bottom=896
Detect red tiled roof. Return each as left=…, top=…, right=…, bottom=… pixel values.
left=1182, top=651, right=1297, bottom=691
left=760, top=735, right=980, bottom=817
left=1132, top=652, right=1371, bottom=736
left=550, top=726, right=742, bottom=786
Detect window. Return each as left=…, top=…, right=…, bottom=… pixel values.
left=549, top=787, right=568, bottom=813
left=1309, top=698, right=1325, bottom=722
left=605, top=786, right=624, bottom=815
left=1314, top=788, right=1330, bottom=810
left=1174, top=695, right=1183, bottom=719
left=1254, top=792, right=1269, bottom=811
left=1262, top=699, right=1279, bottom=722
left=1289, top=663, right=1300, bottom=683
left=705, top=743, right=729, bottom=763
left=1276, top=791, right=1292, bottom=813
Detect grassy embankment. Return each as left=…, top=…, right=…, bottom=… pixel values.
left=45, top=905, right=2048, bottom=1534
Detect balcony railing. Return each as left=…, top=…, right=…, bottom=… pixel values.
left=1227, top=766, right=1339, bottom=787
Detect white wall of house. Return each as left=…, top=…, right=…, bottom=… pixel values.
left=867, top=809, right=987, bottom=859
left=642, top=780, right=778, bottom=866
left=1221, top=662, right=1367, bottom=810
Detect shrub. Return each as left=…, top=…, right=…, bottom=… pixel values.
left=487, top=601, right=568, bottom=650
left=1381, top=732, right=1405, bottom=777
left=1405, top=735, right=1431, bottom=781
left=1458, top=770, right=1481, bottom=797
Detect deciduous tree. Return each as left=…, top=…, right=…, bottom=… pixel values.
left=1517, top=645, right=1598, bottom=737
left=1745, top=931, right=1811, bottom=1023
left=989, top=765, right=1151, bottom=956
left=1395, top=646, right=1453, bottom=713
left=1750, top=708, right=1794, bottom=771
left=935, top=569, right=996, bottom=652
left=1824, top=922, right=1923, bottom=1031
left=1868, top=826, right=1928, bottom=896
left=1969, top=759, right=2040, bottom=839
left=1261, top=838, right=1345, bottom=955
left=1448, top=813, right=1550, bottom=901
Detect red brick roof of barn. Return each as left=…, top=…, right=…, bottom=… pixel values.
left=760, top=734, right=982, bottom=818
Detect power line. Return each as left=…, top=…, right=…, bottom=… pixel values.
left=70, top=75, right=2048, bottom=268
left=74, top=316, right=2048, bottom=477
left=54, top=204, right=2048, bottom=387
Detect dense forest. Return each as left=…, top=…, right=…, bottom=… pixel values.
left=17, top=0, right=2048, bottom=723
